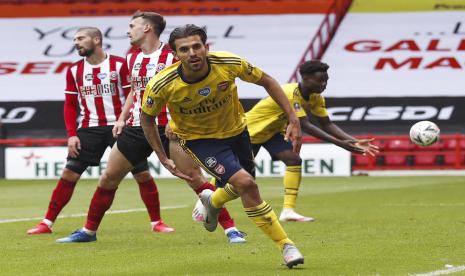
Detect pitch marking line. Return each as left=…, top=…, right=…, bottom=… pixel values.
left=0, top=205, right=188, bottom=224
left=411, top=265, right=465, bottom=276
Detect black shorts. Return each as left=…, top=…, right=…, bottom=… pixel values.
left=116, top=126, right=169, bottom=167
left=68, top=126, right=115, bottom=166
left=252, top=132, right=293, bottom=161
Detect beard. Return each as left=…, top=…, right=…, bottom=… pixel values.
left=77, top=47, right=95, bottom=57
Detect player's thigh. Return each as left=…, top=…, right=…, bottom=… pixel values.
left=101, top=145, right=133, bottom=186
left=170, top=140, right=202, bottom=175
left=116, top=126, right=153, bottom=167
left=231, top=130, right=256, bottom=178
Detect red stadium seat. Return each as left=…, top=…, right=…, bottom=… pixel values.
left=414, top=155, right=436, bottom=166
left=444, top=139, right=465, bottom=150
left=443, top=154, right=465, bottom=166
left=353, top=154, right=371, bottom=166
left=385, top=155, right=407, bottom=166
left=386, top=140, right=414, bottom=151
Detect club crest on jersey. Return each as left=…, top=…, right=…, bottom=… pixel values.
left=198, top=87, right=211, bottom=97
left=97, top=73, right=107, bottom=80
left=214, top=164, right=225, bottom=175
left=145, top=96, right=154, bottom=108
left=146, top=63, right=156, bottom=71
left=134, top=63, right=141, bottom=70
left=156, top=63, right=166, bottom=72
left=85, top=74, right=93, bottom=81
left=110, top=71, right=118, bottom=80
left=205, top=157, right=217, bottom=168
left=217, top=81, right=229, bottom=91
left=293, top=102, right=302, bottom=112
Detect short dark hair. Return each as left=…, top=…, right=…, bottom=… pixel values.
left=169, top=24, right=207, bottom=51
left=299, top=60, right=329, bottom=76
left=132, top=11, right=166, bottom=37
left=77, top=27, right=103, bottom=46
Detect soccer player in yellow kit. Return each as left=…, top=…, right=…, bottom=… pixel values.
left=246, top=60, right=379, bottom=222
left=140, top=24, right=304, bottom=268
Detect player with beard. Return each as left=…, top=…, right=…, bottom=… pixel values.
left=57, top=13, right=245, bottom=243
left=27, top=27, right=164, bottom=235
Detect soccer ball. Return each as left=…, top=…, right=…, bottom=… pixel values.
left=409, top=121, right=440, bottom=146
left=192, top=198, right=206, bottom=222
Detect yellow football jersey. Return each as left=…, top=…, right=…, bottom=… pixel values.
left=246, top=83, right=328, bottom=144
left=142, top=51, right=263, bottom=140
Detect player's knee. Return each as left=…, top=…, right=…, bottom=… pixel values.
left=61, top=168, right=82, bottom=182
left=65, top=159, right=89, bottom=176
left=133, top=170, right=152, bottom=183
left=234, top=174, right=257, bottom=194
left=99, top=170, right=121, bottom=189
left=283, top=154, right=302, bottom=166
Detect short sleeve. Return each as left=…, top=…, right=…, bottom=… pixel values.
left=310, top=94, right=329, bottom=117
left=237, top=58, right=263, bottom=84
left=142, top=75, right=168, bottom=117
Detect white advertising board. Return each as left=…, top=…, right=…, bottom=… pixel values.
left=5, top=144, right=350, bottom=179
left=0, top=14, right=323, bottom=101
left=323, top=12, right=465, bottom=97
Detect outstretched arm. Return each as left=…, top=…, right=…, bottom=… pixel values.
left=140, top=111, right=192, bottom=181
left=256, top=72, right=302, bottom=153
left=300, top=116, right=364, bottom=154
left=317, top=116, right=379, bottom=156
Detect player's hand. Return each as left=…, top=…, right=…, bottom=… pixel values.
left=112, top=120, right=125, bottom=138
left=285, top=118, right=302, bottom=154
left=67, top=136, right=81, bottom=158
left=161, top=158, right=193, bottom=181
left=340, top=140, right=365, bottom=154
left=164, top=124, right=178, bottom=141
left=353, top=138, right=380, bottom=157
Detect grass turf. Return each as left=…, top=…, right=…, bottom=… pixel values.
left=1, top=176, right=464, bottom=275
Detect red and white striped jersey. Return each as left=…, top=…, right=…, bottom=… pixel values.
left=125, top=42, right=176, bottom=127
left=65, top=54, right=130, bottom=130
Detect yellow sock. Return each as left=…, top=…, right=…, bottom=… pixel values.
left=211, top=183, right=239, bottom=208
left=283, top=166, right=302, bottom=209
left=244, top=201, right=293, bottom=250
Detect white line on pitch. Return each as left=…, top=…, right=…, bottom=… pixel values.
left=410, top=265, right=465, bottom=276
left=0, top=205, right=188, bottom=224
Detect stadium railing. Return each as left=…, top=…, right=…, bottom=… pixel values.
left=288, top=0, right=353, bottom=82
left=2, top=135, right=464, bottom=171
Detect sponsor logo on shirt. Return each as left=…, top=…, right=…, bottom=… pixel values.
left=217, top=81, right=229, bottom=91
left=79, top=83, right=116, bottom=97
left=97, top=73, right=107, bottom=80
left=205, top=157, right=217, bottom=168
left=145, top=96, right=154, bottom=108
left=110, top=71, right=118, bottom=81
left=146, top=63, right=156, bottom=71
left=198, top=87, right=211, bottom=97
left=214, top=164, right=225, bottom=175
left=85, top=73, right=93, bottom=81
left=246, top=62, right=254, bottom=75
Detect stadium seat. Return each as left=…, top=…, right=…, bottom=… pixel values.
left=413, top=155, right=436, bottom=166
left=384, top=155, right=407, bottom=166
left=443, top=154, right=465, bottom=166
left=385, top=139, right=414, bottom=151
left=444, top=138, right=465, bottom=150
left=353, top=154, right=371, bottom=166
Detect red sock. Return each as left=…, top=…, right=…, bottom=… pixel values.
left=137, top=179, right=161, bottom=222
left=44, top=178, right=77, bottom=222
left=85, top=186, right=117, bottom=231
left=194, top=182, right=235, bottom=230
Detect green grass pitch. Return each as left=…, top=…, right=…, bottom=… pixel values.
left=1, top=176, right=464, bottom=275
